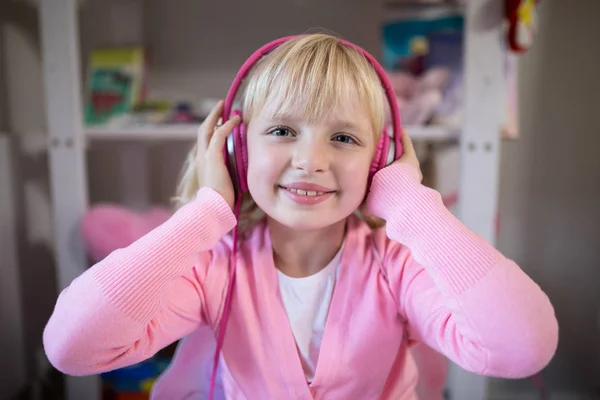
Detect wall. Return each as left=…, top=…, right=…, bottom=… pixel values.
left=493, top=0, right=600, bottom=396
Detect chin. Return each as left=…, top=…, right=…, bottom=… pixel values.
left=266, top=200, right=358, bottom=232
left=271, top=212, right=343, bottom=231
left=250, top=185, right=363, bottom=231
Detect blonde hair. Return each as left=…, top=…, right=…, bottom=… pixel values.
left=174, top=33, right=387, bottom=233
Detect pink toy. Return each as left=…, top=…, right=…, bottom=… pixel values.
left=416, top=67, right=451, bottom=93
left=81, top=204, right=172, bottom=263
left=386, top=70, right=418, bottom=98
left=385, top=67, right=451, bottom=126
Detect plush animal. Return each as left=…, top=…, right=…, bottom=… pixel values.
left=385, top=67, right=452, bottom=126
left=81, top=204, right=172, bottom=262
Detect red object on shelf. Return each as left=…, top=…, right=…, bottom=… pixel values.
left=505, top=0, right=541, bottom=53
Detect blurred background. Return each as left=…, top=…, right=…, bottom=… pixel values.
left=0, top=0, right=598, bottom=399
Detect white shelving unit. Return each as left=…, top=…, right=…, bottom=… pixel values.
left=39, top=0, right=506, bottom=399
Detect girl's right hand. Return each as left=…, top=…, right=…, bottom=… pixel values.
left=195, top=100, right=242, bottom=210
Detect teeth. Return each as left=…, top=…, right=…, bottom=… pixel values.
left=286, top=188, right=326, bottom=196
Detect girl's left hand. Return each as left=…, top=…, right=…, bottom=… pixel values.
left=362, top=132, right=423, bottom=218
left=393, top=132, right=423, bottom=182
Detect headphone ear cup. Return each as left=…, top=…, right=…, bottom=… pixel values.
left=224, top=110, right=248, bottom=195
left=368, top=127, right=391, bottom=186
left=235, top=121, right=249, bottom=193
left=229, top=110, right=248, bottom=193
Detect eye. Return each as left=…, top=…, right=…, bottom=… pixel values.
left=332, top=134, right=357, bottom=145
left=267, top=127, right=295, bottom=137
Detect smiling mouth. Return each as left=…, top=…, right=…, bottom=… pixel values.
left=278, top=185, right=336, bottom=197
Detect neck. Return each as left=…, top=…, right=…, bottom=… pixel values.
left=268, top=218, right=346, bottom=278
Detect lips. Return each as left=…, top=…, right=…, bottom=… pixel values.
left=284, top=187, right=328, bottom=197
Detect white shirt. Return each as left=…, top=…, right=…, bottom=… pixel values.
left=276, top=245, right=343, bottom=383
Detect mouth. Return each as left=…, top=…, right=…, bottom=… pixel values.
left=278, top=183, right=337, bottom=197
left=279, top=186, right=333, bottom=197
left=277, top=184, right=337, bottom=205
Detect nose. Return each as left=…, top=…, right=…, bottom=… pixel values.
left=291, top=136, right=329, bottom=174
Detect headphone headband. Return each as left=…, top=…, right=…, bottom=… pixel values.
left=221, top=35, right=403, bottom=157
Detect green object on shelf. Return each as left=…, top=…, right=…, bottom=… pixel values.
left=84, top=47, right=146, bottom=125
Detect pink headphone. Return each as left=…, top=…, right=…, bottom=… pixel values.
left=209, top=35, right=405, bottom=400
left=221, top=35, right=405, bottom=197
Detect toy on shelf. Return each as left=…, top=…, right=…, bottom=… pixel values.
left=386, top=67, right=455, bottom=126
left=84, top=47, right=147, bottom=126
left=81, top=204, right=171, bottom=263
left=167, top=102, right=203, bottom=124
left=100, top=356, right=172, bottom=400
left=129, top=101, right=172, bottom=125
left=505, top=0, right=541, bottom=53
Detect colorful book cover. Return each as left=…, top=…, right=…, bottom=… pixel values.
left=84, top=47, right=146, bottom=125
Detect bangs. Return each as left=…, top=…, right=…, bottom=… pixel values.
left=242, top=34, right=385, bottom=135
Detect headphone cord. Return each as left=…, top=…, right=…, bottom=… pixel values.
left=208, top=194, right=243, bottom=400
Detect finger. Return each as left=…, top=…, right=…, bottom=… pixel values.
left=402, top=133, right=422, bottom=180
left=207, top=115, right=242, bottom=156
left=401, top=130, right=416, bottom=156
left=204, top=100, right=224, bottom=129
left=197, top=100, right=224, bottom=150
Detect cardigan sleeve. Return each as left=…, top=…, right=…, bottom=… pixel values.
left=43, top=187, right=236, bottom=376
left=366, top=164, right=558, bottom=378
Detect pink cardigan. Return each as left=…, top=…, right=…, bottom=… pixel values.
left=43, top=164, right=558, bottom=399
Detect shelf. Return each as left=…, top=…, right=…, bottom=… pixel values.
left=85, top=124, right=460, bottom=142
left=86, top=124, right=199, bottom=141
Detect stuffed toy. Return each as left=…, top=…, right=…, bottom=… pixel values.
left=385, top=67, right=451, bottom=126
left=81, top=203, right=172, bottom=262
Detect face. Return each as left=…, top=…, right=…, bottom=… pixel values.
left=245, top=98, right=377, bottom=231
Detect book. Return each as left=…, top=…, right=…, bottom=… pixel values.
left=84, top=47, right=146, bottom=125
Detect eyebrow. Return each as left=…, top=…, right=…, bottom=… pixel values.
left=329, top=120, right=363, bottom=131
left=265, top=112, right=366, bottom=133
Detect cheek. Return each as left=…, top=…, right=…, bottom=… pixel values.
left=246, top=141, right=284, bottom=194
left=337, top=154, right=372, bottom=189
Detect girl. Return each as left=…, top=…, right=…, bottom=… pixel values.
left=44, top=34, right=558, bottom=399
